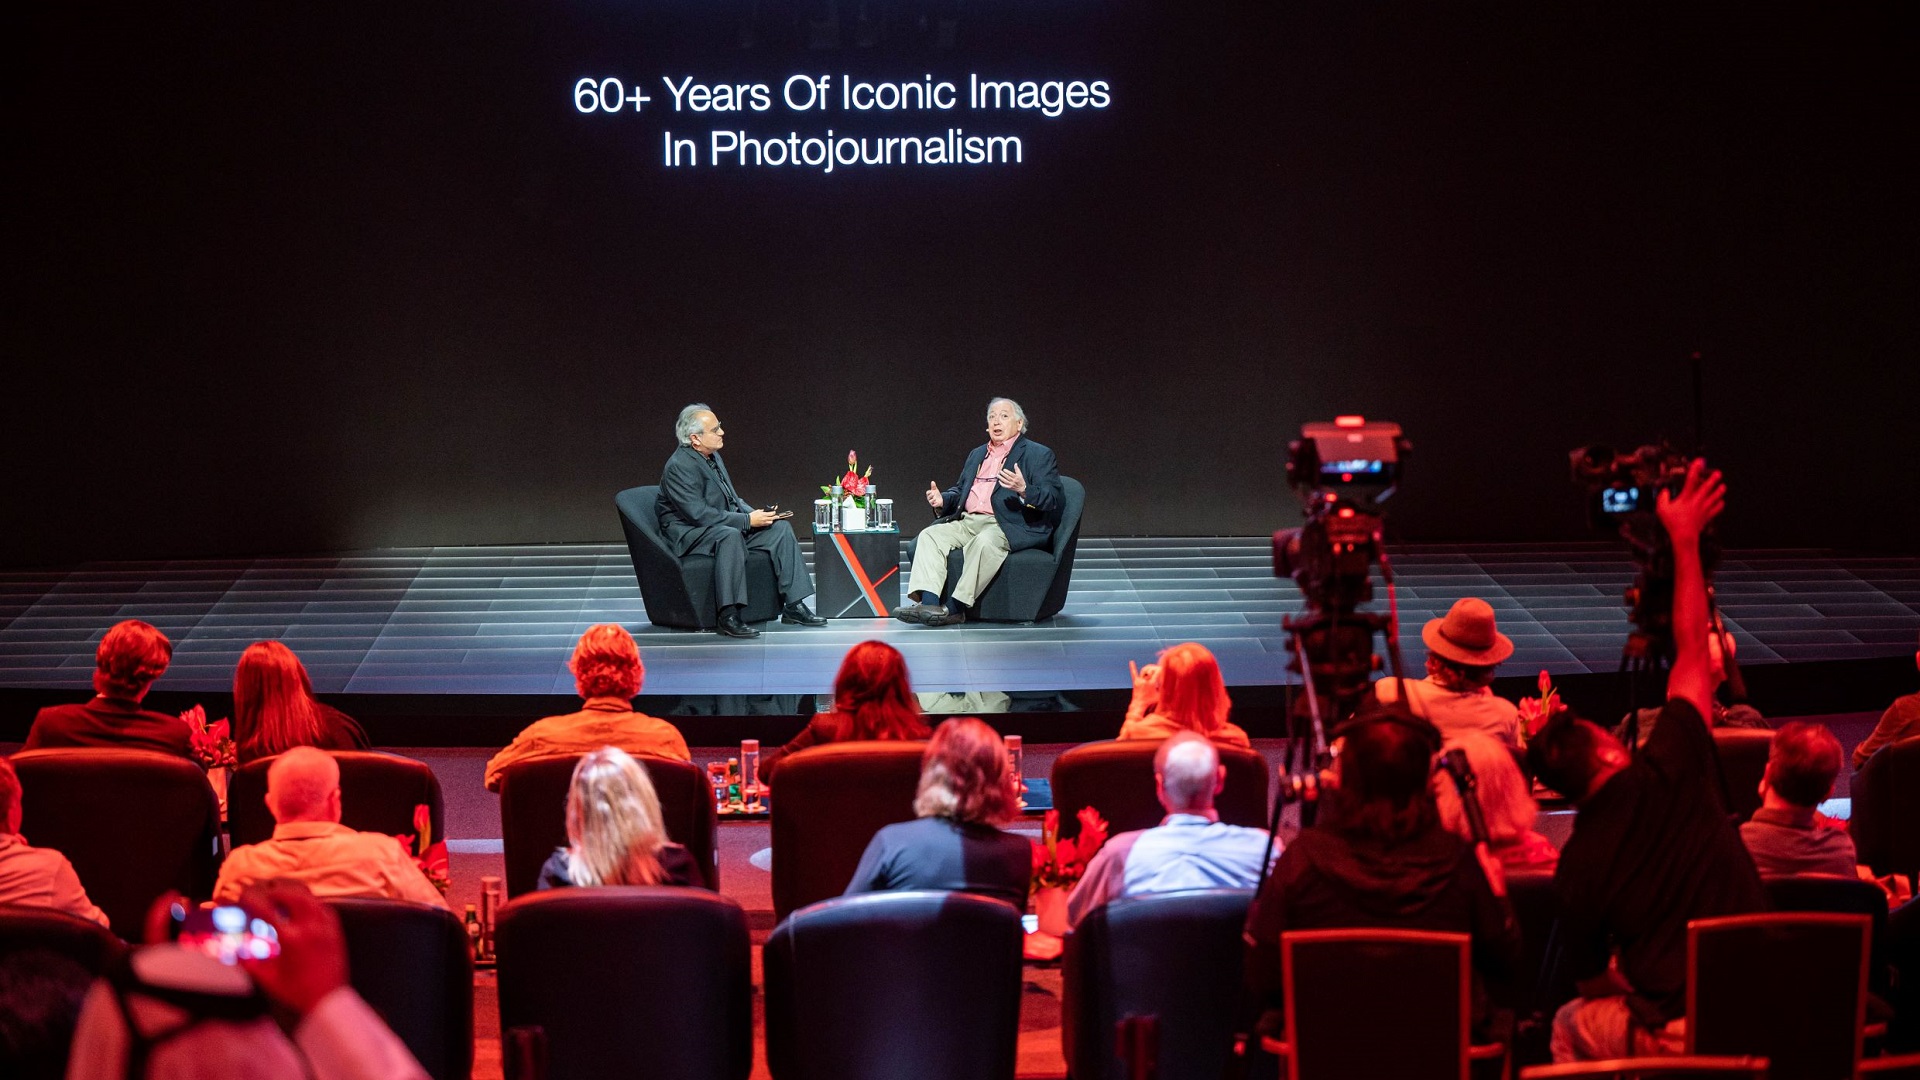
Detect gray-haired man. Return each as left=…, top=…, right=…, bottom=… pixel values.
left=658, top=404, right=825, bottom=639
left=895, top=397, right=1063, bottom=627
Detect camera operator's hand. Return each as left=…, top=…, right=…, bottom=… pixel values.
left=1127, top=660, right=1162, bottom=717
left=237, top=879, right=349, bottom=1019
left=1655, top=459, right=1725, bottom=545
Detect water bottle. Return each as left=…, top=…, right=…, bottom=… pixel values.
left=464, top=905, right=481, bottom=957
left=830, top=482, right=843, bottom=531
left=726, top=757, right=742, bottom=809
left=741, top=739, right=761, bottom=811
left=478, top=876, right=503, bottom=961
left=1005, top=734, right=1024, bottom=795
left=708, top=761, right=728, bottom=811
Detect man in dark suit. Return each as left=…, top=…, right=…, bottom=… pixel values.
left=894, top=397, right=1063, bottom=627
left=24, top=619, right=196, bottom=759
left=658, top=404, right=826, bottom=639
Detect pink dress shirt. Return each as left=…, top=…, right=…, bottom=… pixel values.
left=963, top=440, right=1015, bottom=515
left=0, top=834, right=110, bottom=925
left=213, top=821, right=449, bottom=909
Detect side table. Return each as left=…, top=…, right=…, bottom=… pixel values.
left=812, top=527, right=902, bottom=617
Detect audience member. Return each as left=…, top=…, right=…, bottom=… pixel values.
left=1245, top=703, right=1520, bottom=1039
left=1527, top=460, right=1766, bottom=1063
left=1117, top=642, right=1252, bottom=748
left=0, top=949, right=94, bottom=1080
left=537, top=746, right=701, bottom=889
left=1613, top=617, right=1767, bottom=749
left=1434, top=732, right=1559, bottom=872
left=64, top=880, right=430, bottom=1079
left=0, top=758, right=109, bottom=926
left=1853, top=633, right=1920, bottom=770
left=484, top=624, right=690, bottom=790
left=845, top=717, right=1032, bottom=908
left=22, top=620, right=194, bottom=760
left=1739, top=720, right=1857, bottom=878
left=213, top=748, right=447, bottom=908
left=1370, top=598, right=1522, bottom=746
left=760, top=641, right=931, bottom=784
left=233, top=641, right=369, bottom=765
left=1067, top=732, right=1275, bottom=925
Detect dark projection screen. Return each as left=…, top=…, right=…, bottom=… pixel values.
left=8, top=2, right=1915, bottom=567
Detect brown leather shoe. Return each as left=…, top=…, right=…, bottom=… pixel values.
left=921, top=607, right=967, bottom=627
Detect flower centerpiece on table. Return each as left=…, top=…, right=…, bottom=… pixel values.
left=1028, top=806, right=1109, bottom=943
left=823, top=451, right=873, bottom=510
left=1515, top=669, right=1561, bottom=749
left=182, top=705, right=237, bottom=770
left=392, top=803, right=451, bottom=895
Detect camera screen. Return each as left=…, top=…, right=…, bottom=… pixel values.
left=1600, top=487, right=1641, bottom=514
left=177, top=905, right=280, bottom=965
left=1321, top=458, right=1386, bottom=476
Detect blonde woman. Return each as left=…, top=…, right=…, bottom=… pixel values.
left=1434, top=732, right=1558, bottom=872
left=843, top=717, right=1032, bottom=908
left=537, top=746, right=702, bottom=889
left=1117, top=642, right=1251, bottom=748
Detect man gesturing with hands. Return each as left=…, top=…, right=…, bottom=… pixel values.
left=895, top=397, right=1063, bottom=627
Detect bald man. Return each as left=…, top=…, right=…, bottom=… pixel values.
left=1065, top=732, right=1276, bottom=925
left=214, top=748, right=448, bottom=909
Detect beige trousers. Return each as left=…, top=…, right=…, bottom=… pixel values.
left=907, top=514, right=1011, bottom=608
left=1551, top=996, right=1687, bottom=1063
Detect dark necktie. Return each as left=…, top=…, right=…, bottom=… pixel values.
left=708, top=455, right=741, bottom=507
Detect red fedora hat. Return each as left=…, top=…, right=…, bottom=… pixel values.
left=1422, top=597, right=1514, bottom=667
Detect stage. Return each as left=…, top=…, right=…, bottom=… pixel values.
left=2, top=537, right=1915, bottom=744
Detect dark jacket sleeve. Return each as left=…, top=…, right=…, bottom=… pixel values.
left=1012, top=441, right=1062, bottom=515
left=317, top=703, right=371, bottom=751
left=536, top=849, right=573, bottom=891
left=760, top=716, right=835, bottom=784
left=661, top=451, right=751, bottom=534
left=1243, top=851, right=1298, bottom=1008
left=658, top=843, right=705, bottom=888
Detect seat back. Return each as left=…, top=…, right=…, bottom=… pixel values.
left=11, top=749, right=220, bottom=939
left=328, top=899, right=473, bottom=1080
left=616, top=485, right=702, bottom=629
left=0, top=905, right=128, bottom=973
left=765, top=891, right=1023, bottom=1080
left=497, top=753, right=719, bottom=898
left=1050, top=739, right=1270, bottom=838
left=770, top=742, right=927, bottom=921
left=1283, top=929, right=1471, bottom=1080
left=1763, top=874, right=1889, bottom=994
left=1688, top=912, right=1869, bottom=1080
left=1062, top=889, right=1254, bottom=1080
left=1711, top=729, right=1774, bottom=823
left=1852, top=734, right=1920, bottom=877
left=495, top=887, right=752, bottom=1080
left=1505, top=869, right=1569, bottom=1017
left=229, top=750, right=444, bottom=848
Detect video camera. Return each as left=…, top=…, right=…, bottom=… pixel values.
left=1569, top=441, right=1723, bottom=661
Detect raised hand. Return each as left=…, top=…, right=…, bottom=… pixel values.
left=1655, top=458, right=1725, bottom=545
left=1128, top=660, right=1162, bottom=712
left=997, top=462, right=1027, bottom=496
left=925, top=481, right=943, bottom=509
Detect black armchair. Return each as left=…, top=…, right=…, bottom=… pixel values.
left=615, top=485, right=781, bottom=630
left=906, top=476, right=1085, bottom=623
left=497, top=752, right=719, bottom=898
left=328, top=898, right=474, bottom=1080
left=1050, top=739, right=1270, bottom=839
left=229, top=750, right=443, bottom=848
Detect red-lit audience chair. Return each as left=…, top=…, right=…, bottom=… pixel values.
left=0, top=904, right=128, bottom=971
left=769, top=742, right=925, bottom=921
left=496, top=753, right=719, bottom=897
left=1507, top=869, right=1575, bottom=1067
left=1260, top=929, right=1507, bottom=1080
left=495, top=887, right=752, bottom=1080
left=764, top=891, right=1023, bottom=1080
left=10, top=749, right=220, bottom=939
left=1710, top=729, right=1773, bottom=824
left=1050, top=739, right=1270, bottom=838
left=327, top=898, right=474, bottom=1080
left=1061, top=888, right=1255, bottom=1080
left=229, top=749, right=444, bottom=848
left=1852, top=734, right=1920, bottom=892
left=1686, top=912, right=1920, bottom=1080
left=1763, top=874, right=1892, bottom=997
left=1520, top=1059, right=1769, bottom=1079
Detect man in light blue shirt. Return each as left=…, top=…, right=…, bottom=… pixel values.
left=1067, top=732, right=1278, bottom=925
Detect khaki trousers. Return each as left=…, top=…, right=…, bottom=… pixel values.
left=907, top=514, right=1011, bottom=608
left=1551, top=996, right=1686, bottom=1063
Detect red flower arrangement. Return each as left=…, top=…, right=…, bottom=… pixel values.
left=181, top=705, right=237, bottom=770
left=1515, top=669, right=1561, bottom=747
left=1031, top=806, right=1110, bottom=893
left=824, top=450, right=874, bottom=509
left=392, top=803, right=451, bottom=894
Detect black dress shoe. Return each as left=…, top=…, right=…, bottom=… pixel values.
left=921, top=607, right=967, bottom=627
left=716, top=610, right=761, bottom=638
left=781, top=601, right=828, bottom=627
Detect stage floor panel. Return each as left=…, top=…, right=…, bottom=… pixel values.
left=1, top=539, right=1915, bottom=696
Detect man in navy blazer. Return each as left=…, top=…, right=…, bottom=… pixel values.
left=895, top=398, right=1063, bottom=627
left=657, top=404, right=826, bottom=639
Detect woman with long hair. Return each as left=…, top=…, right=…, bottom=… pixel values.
left=842, top=717, right=1031, bottom=907
left=761, top=641, right=932, bottom=783
left=1117, top=642, right=1250, bottom=748
left=232, top=641, right=369, bottom=764
left=537, top=746, right=701, bottom=889
left=1434, top=732, right=1558, bottom=871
